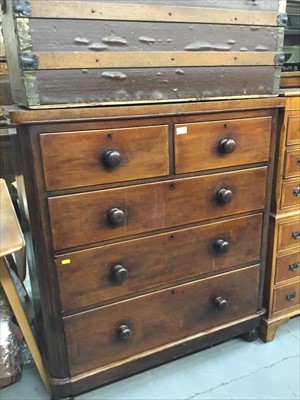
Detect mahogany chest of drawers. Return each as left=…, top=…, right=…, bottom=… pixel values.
left=6, top=98, right=283, bottom=398
left=260, top=94, right=300, bottom=341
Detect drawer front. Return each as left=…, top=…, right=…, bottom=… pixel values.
left=174, top=117, right=271, bottom=174
left=277, top=219, right=300, bottom=252
left=56, top=214, right=263, bottom=313
left=272, top=280, right=300, bottom=314
left=64, top=265, right=259, bottom=376
left=281, top=180, right=300, bottom=210
left=40, top=125, right=169, bottom=190
left=49, top=166, right=267, bottom=250
left=275, top=252, right=300, bottom=284
left=284, top=149, right=300, bottom=179
left=286, top=115, right=300, bottom=146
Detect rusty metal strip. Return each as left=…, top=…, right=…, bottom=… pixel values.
left=28, top=2, right=279, bottom=26
left=33, top=51, right=276, bottom=70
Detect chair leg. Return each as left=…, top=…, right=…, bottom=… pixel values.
left=0, top=257, right=51, bottom=393
left=5, top=254, right=30, bottom=302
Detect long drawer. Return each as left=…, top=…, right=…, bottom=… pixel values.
left=40, top=125, right=169, bottom=191
left=64, top=265, right=260, bottom=376
left=48, top=166, right=267, bottom=250
left=174, top=117, right=271, bottom=174
left=56, top=213, right=263, bottom=313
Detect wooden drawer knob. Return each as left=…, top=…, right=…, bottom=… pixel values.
left=217, top=188, right=233, bottom=203
left=102, top=150, right=121, bottom=168
left=214, top=296, right=229, bottom=311
left=117, top=324, right=132, bottom=341
left=214, top=239, right=230, bottom=254
left=111, top=264, right=129, bottom=283
left=218, top=138, right=236, bottom=154
left=107, top=207, right=125, bottom=225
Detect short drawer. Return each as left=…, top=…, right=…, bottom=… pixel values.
left=48, top=166, right=267, bottom=250
left=284, top=149, right=300, bottom=178
left=275, top=252, right=300, bottom=284
left=286, top=115, right=300, bottom=146
left=174, top=117, right=271, bottom=174
left=56, top=214, right=263, bottom=313
left=272, top=280, right=300, bottom=314
left=277, top=218, right=300, bottom=252
left=280, top=180, right=300, bottom=210
left=64, top=265, right=259, bottom=376
left=40, top=125, right=169, bottom=190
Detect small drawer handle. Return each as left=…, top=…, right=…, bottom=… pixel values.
left=296, top=157, right=300, bottom=166
left=285, top=292, right=297, bottom=302
left=111, top=264, right=129, bottom=283
left=214, top=296, right=229, bottom=311
left=117, top=324, right=132, bottom=341
left=292, top=187, right=300, bottom=197
left=107, top=207, right=125, bottom=226
left=102, top=150, right=121, bottom=168
left=218, top=138, right=236, bottom=154
left=288, top=262, right=299, bottom=272
left=217, top=188, right=233, bottom=203
left=291, top=231, right=300, bottom=240
left=214, top=239, right=230, bottom=254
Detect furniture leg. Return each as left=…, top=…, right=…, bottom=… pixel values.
left=0, top=257, right=51, bottom=393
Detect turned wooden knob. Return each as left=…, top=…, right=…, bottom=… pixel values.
left=102, top=150, right=121, bottom=168
left=215, top=239, right=230, bottom=254
left=117, top=324, right=132, bottom=341
left=217, top=188, right=233, bottom=203
left=218, top=138, right=236, bottom=154
left=111, top=264, right=129, bottom=283
left=107, top=207, right=125, bottom=226
left=214, top=297, right=229, bottom=311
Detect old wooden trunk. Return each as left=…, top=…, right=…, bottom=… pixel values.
left=2, top=0, right=287, bottom=108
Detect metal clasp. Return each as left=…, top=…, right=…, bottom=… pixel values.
left=20, top=53, right=39, bottom=70
left=13, top=0, right=31, bottom=16
left=277, top=13, right=288, bottom=27
left=275, top=53, right=286, bottom=65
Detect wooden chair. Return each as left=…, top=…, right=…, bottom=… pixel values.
left=0, top=178, right=50, bottom=393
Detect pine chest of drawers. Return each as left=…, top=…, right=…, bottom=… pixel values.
left=261, top=94, right=300, bottom=342
left=6, top=98, right=283, bottom=398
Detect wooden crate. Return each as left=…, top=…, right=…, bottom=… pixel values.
left=1, top=0, right=287, bottom=108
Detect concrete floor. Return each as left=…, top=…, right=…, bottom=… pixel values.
left=1, top=316, right=299, bottom=400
